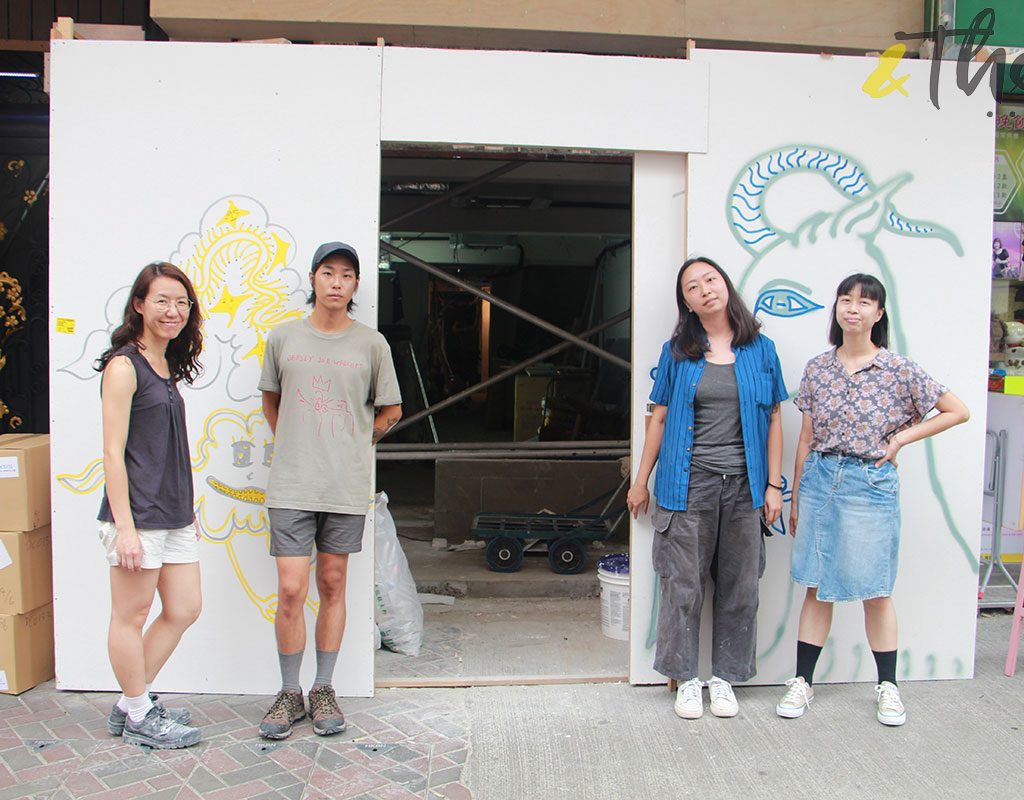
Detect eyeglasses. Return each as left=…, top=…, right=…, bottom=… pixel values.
left=149, top=296, right=194, bottom=313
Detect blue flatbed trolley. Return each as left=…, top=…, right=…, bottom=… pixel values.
left=470, top=478, right=628, bottom=574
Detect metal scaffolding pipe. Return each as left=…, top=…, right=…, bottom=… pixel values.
left=379, top=439, right=628, bottom=452
left=376, top=447, right=628, bottom=461
left=382, top=161, right=525, bottom=229
left=389, top=310, right=629, bottom=435
left=380, top=241, right=631, bottom=371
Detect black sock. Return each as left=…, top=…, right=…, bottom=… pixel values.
left=795, top=640, right=823, bottom=686
left=872, top=649, right=898, bottom=686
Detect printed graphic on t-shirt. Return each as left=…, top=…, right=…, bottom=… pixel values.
left=297, top=375, right=355, bottom=437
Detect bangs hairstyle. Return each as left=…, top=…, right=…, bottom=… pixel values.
left=828, top=273, right=889, bottom=348
left=308, top=256, right=358, bottom=312
left=95, top=261, right=204, bottom=384
left=669, top=256, right=761, bottom=361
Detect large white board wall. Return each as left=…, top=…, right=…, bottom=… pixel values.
left=630, top=50, right=993, bottom=684
left=49, top=41, right=712, bottom=694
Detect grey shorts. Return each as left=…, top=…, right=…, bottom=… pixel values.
left=267, top=509, right=366, bottom=557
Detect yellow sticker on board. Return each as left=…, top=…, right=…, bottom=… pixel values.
left=55, top=318, right=75, bottom=334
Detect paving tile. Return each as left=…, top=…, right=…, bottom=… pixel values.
left=308, top=763, right=388, bottom=799
left=184, top=764, right=225, bottom=794
left=262, top=772, right=302, bottom=790
left=219, top=762, right=290, bottom=787
left=370, top=783, right=426, bottom=800
left=275, top=783, right=305, bottom=800
left=201, top=779, right=275, bottom=800
left=427, top=783, right=472, bottom=800
left=62, top=769, right=105, bottom=795
left=148, top=773, right=183, bottom=791
left=427, top=766, right=465, bottom=789
left=198, top=748, right=244, bottom=774
left=378, top=765, right=423, bottom=786
left=313, top=746, right=353, bottom=771
left=0, top=776, right=60, bottom=800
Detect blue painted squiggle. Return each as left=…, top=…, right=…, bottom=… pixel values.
left=727, top=146, right=954, bottom=253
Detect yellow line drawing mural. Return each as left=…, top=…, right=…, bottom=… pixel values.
left=56, top=457, right=105, bottom=494
left=58, top=196, right=318, bottom=624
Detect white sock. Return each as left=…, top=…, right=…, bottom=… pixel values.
left=117, top=684, right=154, bottom=713
left=125, top=693, right=154, bottom=723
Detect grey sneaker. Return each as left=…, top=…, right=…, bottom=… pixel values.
left=259, top=690, right=306, bottom=739
left=122, top=705, right=202, bottom=749
left=308, top=685, right=347, bottom=736
left=108, top=694, right=192, bottom=736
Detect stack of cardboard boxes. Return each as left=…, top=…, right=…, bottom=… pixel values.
left=0, top=433, right=54, bottom=694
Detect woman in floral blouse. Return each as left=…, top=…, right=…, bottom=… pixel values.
left=775, top=273, right=968, bottom=727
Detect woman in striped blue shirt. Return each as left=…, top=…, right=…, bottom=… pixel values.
left=628, top=256, right=787, bottom=720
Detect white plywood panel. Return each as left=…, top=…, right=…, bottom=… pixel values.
left=381, top=47, right=708, bottom=153
left=659, top=49, right=991, bottom=684
left=629, top=152, right=688, bottom=685
left=49, top=40, right=383, bottom=695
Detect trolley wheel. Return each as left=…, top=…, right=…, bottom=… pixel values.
left=486, top=536, right=524, bottom=572
left=548, top=537, right=587, bottom=575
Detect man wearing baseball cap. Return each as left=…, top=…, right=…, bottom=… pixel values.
left=257, top=241, right=402, bottom=738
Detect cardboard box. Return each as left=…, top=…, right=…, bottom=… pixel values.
left=0, top=526, right=52, bottom=614
left=0, top=603, right=54, bottom=694
left=0, top=434, right=51, bottom=531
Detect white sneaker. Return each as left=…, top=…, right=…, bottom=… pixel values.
left=707, top=676, right=739, bottom=718
left=875, top=682, right=906, bottom=726
left=776, top=677, right=814, bottom=718
left=673, top=678, right=704, bottom=719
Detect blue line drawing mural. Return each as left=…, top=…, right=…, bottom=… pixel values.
left=754, top=284, right=824, bottom=318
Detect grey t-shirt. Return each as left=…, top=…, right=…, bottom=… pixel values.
left=691, top=362, right=747, bottom=475
left=258, top=318, right=402, bottom=514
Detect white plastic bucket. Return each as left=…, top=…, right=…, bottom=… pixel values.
left=597, top=554, right=630, bottom=641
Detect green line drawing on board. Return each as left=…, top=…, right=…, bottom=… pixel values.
left=731, top=145, right=974, bottom=573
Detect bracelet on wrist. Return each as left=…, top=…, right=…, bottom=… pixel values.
left=767, top=482, right=782, bottom=491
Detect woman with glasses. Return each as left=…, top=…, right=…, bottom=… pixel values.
left=95, top=262, right=205, bottom=749
left=776, top=273, right=969, bottom=727
left=628, top=256, right=787, bottom=720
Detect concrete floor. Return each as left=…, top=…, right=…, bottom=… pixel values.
left=465, top=611, right=1024, bottom=800
left=376, top=598, right=629, bottom=684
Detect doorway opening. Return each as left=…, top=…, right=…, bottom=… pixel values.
left=374, top=148, right=633, bottom=685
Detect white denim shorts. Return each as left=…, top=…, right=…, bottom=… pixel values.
left=98, top=521, right=199, bottom=570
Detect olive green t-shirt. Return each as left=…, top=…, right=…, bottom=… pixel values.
left=258, top=318, right=401, bottom=514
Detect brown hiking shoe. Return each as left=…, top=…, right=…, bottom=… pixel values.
left=259, top=690, right=305, bottom=739
left=308, top=685, right=346, bottom=736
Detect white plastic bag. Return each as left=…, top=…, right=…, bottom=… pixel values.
left=373, top=491, right=423, bottom=656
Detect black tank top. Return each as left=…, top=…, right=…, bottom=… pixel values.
left=97, top=344, right=194, bottom=529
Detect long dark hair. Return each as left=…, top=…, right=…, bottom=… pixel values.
left=95, top=262, right=203, bottom=383
left=827, top=273, right=889, bottom=348
left=669, top=256, right=760, bottom=360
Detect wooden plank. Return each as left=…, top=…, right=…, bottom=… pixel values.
left=32, top=0, right=55, bottom=41
left=74, top=22, right=144, bottom=40
left=7, top=0, right=30, bottom=39
left=150, top=0, right=921, bottom=52
left=0, top=39, right=49, bottom=51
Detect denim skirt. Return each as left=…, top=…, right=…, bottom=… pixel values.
left=790, top=451, right=901, bottom=602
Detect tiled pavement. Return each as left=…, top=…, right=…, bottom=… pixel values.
left=0, top=685, right=471, bottom=800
